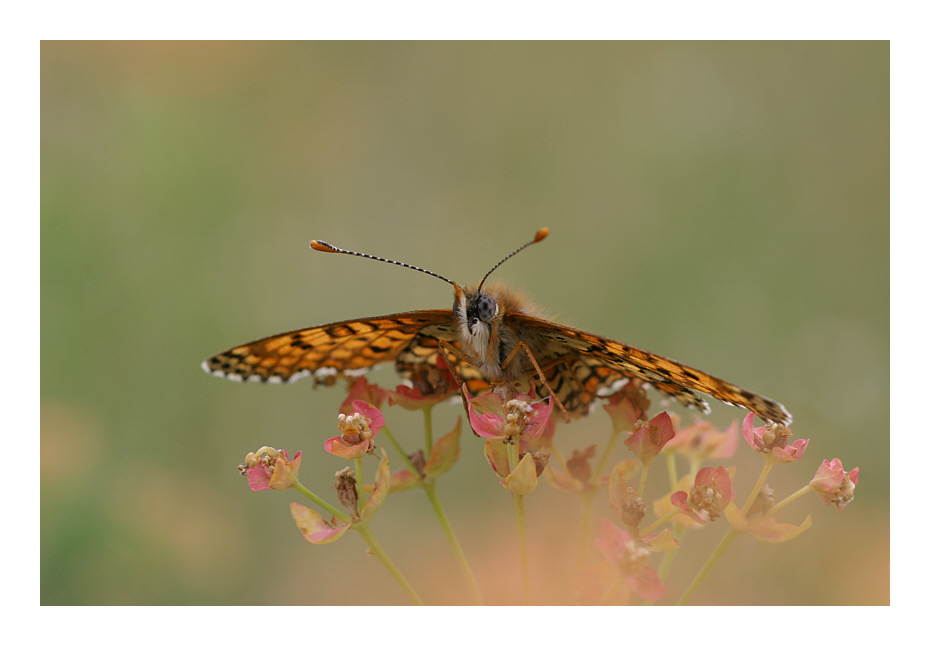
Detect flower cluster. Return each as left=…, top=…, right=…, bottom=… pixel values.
left=232, top=363, right=858, bottom=605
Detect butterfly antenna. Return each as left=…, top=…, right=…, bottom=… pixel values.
left=477, top=227, right=549, bottom=292
left=310, top=239, right=457, bottom=286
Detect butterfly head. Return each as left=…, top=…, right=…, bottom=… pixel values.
left=454, top=284, right=500, bottom=335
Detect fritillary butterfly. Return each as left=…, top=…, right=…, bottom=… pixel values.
left=202, top=228, right=791, bottom=425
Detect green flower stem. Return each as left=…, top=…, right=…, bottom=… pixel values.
left=677, top=525, right=738, bottom=605
left=292, top=481, right=353, bottom=524
left=593, top=427, right=622, bottom=482
left=507, top=441, right=531, bottom=604
left=678, top=455, right=779, bottom=605
left=353, top=524, right=425, bottom=605
left=422, top=407, right=434, bottom=452
left=379, top=426, right=417, bottom=473
left=422, top=481, right=484, bottom=604
left=742, top=457, right=775, bottom=516
left=766, top=484, right=813, bottom=517
left=665, top=451, right=679, bottom=491
left=637, top=462, right=651, bottom=498
left=549, top=445, right=570, bottom=472
left=578, top=489, right=595, bottom=565
left=640, top=507, right=680, bottom=536
left=512, top=490, right=530, bottom=604
left=657, top=529, right=682, bottom=581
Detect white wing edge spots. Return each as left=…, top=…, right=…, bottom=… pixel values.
left=288, top=369, right=312, bottom=383
left=595, top=378, right=629, bottom=397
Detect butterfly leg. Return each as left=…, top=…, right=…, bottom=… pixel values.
left=501, top=341, right=572, bottom=423
left=435, top=340, right=486, bottom=434
left=436, top=340, right=467, bottom=390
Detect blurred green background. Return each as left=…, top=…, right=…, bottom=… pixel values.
left=41, top=41, right=888, bottom=605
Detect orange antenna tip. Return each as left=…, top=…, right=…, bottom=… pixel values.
left=310, top=240, right=338, bottom=253
left=534, top=227, right=549, bottom=243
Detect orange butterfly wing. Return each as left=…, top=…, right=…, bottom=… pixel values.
left=506, top=312, right=792, bottom=425
left=202, top=310, right=460, bottom=384
left=203, top=308, right=791, bottom=425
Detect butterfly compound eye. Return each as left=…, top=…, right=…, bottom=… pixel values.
left=476, top=294, right=498, bottom=322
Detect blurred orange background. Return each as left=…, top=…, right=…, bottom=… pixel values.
left=41, top=41, right=888, bottom=605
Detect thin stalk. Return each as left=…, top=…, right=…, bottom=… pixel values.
left=578, top=489, right=596, bottom=566
left=741, top=457, right=775, bottom=516
left=665, top=451, right=678, bottom=490
left=766, top=484, right=813, bottom=517
left=422, top=481, right=484, bottom=604
left=637, top=462, right=651, bottom=498
left=513, top=491, right=530, bottom=604
left=353, top=524, right=425, bottom=605
left=379, top=426, right=417, bottom=473
left=592, top=427, right=622, bottom=481
left=422, top=407, right=434, bottom=452
left=507, top=440, right=530, bottom=604
left=656, top=530, right=682, bottom=581
left=640, top=507, right=680, bottom=536
left=677, top=526, right=738, bottom=605
left=292, top=481, right=352, bottom=524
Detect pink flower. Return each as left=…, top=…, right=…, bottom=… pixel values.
left=594, top=520, right=666, bottom=601
left=602, top=381, right=650, bottom=432
left=741, top=412, right=808, bottom=463
left=239, top=447, right=302, bottom=491
left=624, top=411, right=675, bottom=466
left=324, top=400, right=385, bottom=459
left=665, top=416, right=738, bottom=461
left=467, top=391, right=554, bottom=441
left=809, top=458, right=859, bottom=510
left=670, top=466, right=735, bottom=522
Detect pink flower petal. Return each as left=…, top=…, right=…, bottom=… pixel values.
left=361, top=452, right=392, bottom=519
left=468, top=406, right=505, bottom=438
left=484, top=439, right=511, bottom=477
left=247, top=464, right=273, bottom=491
left=626, top=566, right=666, bottom=601
left=503, top=453, right=539, bottom=495
left=290, top=503, right=349, bottom=544
left=268, top=452, right=302, bottom=490
left=351, top=400, right=384, bottom=433
left=324, top=436, right=371, bottom=459
left=423, top=419, right=462, bottom=478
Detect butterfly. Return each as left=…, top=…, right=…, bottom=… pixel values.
left=202, top=228, right=792, bottom=426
